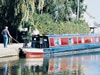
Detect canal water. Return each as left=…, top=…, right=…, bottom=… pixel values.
left=0, top=50, right=100, bottom=75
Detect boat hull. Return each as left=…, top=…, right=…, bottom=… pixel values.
left=22, top=48, right=44, bottom=58
left=44, top=42, right=100, bottom=54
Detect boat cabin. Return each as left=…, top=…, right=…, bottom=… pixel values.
left=31, top=35, right=49, bottom=48
left=24, top=34, right=100, bottom=49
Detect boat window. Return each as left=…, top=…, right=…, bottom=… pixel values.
left=95, top=37, right=98, bottom=42
left=68, top=38, right=73, bottom=44
left=82, top=37, right=84, bottom=43
left=54, top=38, right=61, bottom=46
left=92, top=37, right=98, bottom=42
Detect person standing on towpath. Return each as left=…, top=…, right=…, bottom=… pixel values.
left=1, top=26, right=12, bottom=48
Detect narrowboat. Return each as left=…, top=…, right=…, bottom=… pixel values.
left=21, top=34, right=100, bottom=58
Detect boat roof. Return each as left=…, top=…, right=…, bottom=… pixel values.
left=45, top=33, right=100, bottom=38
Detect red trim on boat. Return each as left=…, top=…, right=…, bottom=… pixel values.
left=49, top=38, right=55, bottom=46
left=92, top=36, right=96, bottom=43
left=78, top=37, right=82, bottom=44
left=61, top=38, right=68, bottom=46
left=49, top=35, right=100, bottom=47
left=98, top=36, right=100, bottom=42
left=26, top=52, right=43, bottom=58
left=73, top=37, right=78, bottom=44
left=84, top=36, right=91, bottom=43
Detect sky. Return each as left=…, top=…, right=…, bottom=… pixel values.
left=84, top=0, right=100, bottom=26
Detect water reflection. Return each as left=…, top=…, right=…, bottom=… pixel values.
left=3, top=62, right=8, bottom=75
left=47, top=53, right=100, bottom=75
left=0, top=52, right=100, bottom=75
left=0, top=56, right=19, bottom=75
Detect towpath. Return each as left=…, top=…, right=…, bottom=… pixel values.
left=0, top=43, right=23, bottom=57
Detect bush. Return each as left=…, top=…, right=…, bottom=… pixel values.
left=33, top=13, right=90, bottom=34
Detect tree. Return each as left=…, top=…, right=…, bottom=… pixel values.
left=0, top=0, right=89, bottom=42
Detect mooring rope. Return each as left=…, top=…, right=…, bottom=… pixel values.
left=11, top=37, right=19, bottom=43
